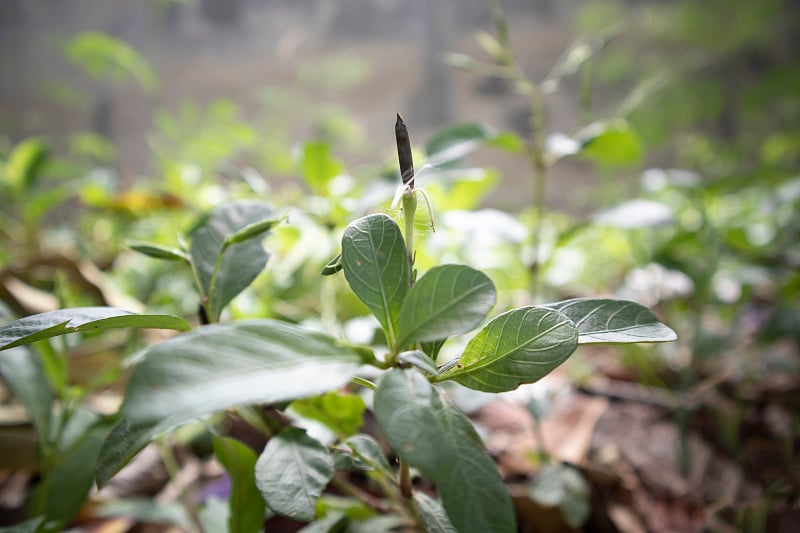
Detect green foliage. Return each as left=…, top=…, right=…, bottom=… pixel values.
left=66, top=32, right=158, bottom=93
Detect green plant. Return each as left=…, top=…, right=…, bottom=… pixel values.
left=0, top=117, right=676, bottom=532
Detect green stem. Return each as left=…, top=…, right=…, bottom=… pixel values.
left=402, top=192, right=417, bottom=275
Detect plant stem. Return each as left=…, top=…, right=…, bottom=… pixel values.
left=331, top=473, right=390, bottom=514
left=157, top=438, right=202, bottom=532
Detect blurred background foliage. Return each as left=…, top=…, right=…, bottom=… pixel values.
left=0, top=0, right=798, bottom=530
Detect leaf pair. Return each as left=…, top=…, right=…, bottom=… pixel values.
left=341, top=214, right=497, bottom=351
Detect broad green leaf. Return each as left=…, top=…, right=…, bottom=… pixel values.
left=3, top=137, right=46, bottom=192
left=255, top=427, right=334, bottom=522
left=374, top=369, right=515, bottom=533
left=213, top=436, right=265, bottom=533
left=190, top=201, right=273, bottom=321
left=440, top=307, right=579, bottom=393
left=300, top=141, right=343, bottom=195
left=577, top=120, right=642, bottom=166
left=96, top=320, right=362, bottom=486
left=398, top=350, right=439, bottom=376
left=341, top=214, right=409, bottom=344
left=0, top=347, right=52, bottom=444
left=30, top=409, right=111, bottom=532
left=529, top=464, right=590, bottom=528
left=543, top=299, right=677, bottom=344
left=290, top=391, right=365, bottom=438
left=414, top=492, right=457, bottom=533
left=425, top=123, right=492, bottom=167
left=126, top=241, right=189, bottom=262
left=396, top=264, right=496, bottom=347
left=0, top=307, right=190, bottom=352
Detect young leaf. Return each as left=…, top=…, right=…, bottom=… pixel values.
left=374, top=369, right=516, bottom=533
left=440, top=307, right=579, bottom=393
left=290, top=391, right=365, bottom=438
left=225, top=215, right=285, bottom=245
left=414, top=492, right=457, bottom=533
left=398, top=350, right=439, bottom=376
left=4, top=137, right=46, bottom=193
left=190, top=201, right=273, bottom=321
left=395, top=264, right=496, bottom=348
left=126, top=242, right=189, bottom=262
left=212, top=436, right=265, bottom=533
left=576, top=120, right=642, bottom=166
left=96, top=320, right=362, bottom=486
left=344, top=434, right=392, bottom=475
left=542, top=298, right=677, bottom=344
left=0, top=347, right=52, bottom=444
left=300, top=141, right=343, bottom=195
left=341, top=214, right=409, bottom=344
left=0, top=307, right=190, bottom=352
left=255, top=427, right=334, bottom=522
left=321, top=252, right=343, bottom=276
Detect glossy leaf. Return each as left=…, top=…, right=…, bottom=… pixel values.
left=0, top=307, right=190, bottom=352
left=374, top=369, right=515, bottom=533
left=213, top=436, right=265, bottom=533
left=190, top=201, right=273, bottom=321
left=341, top=214, right=409, bottom=343
left=542, top=298, right=677, bottom=344
left=255, top=427, right=334, bottom=522
left=126, top=241, right=189, bottom=262
left=440, top=307, right=579, bottom=393
left=290, top=391, right=365, bottom=437
left=0, top=347, right=52, bottom=443
left=96, top=320, right=362, bottom=486
left=396, top=264, right=496, bottom=347
left=414, top=492, right=457, bottom=533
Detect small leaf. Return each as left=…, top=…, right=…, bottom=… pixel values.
left=414, top=492, right=457, bottom=533
left=190, top=201, right=273, bottom=320
left=0, top=347, right=52, bottom=444
left=96, top=320, right=362, bottom=486
left=542, top=298, right=677, bottom=344
left=425, top=123, right=493, bottom=167
left=255, top=427, right=334, bottom=522
left=396, top=264, right=496, bottom=347
left=440, top=307, right=579, bottom=393
left=374, top=369, right=516, bottom=533
left=126, top=241, right=189, bottom=262
left=398, top=350, right=439, bottom=376
left=0, top=307, right=190, bottom=352
left=576, top=120, right=642, bottom=166
left=344, top=434, right=392, bottom=474
left=3, top=137, right=46, bottom=192
left=341, top=214, right=409, bottom=344
left=300, top=141, right=343, bottom=195
left=321, top=252, right=343, bottom=276
left=226, top=215, right=285, bottom=245
left=529, top=464, right=590, bottom=528
left=290, top=391, right=365, bottom=438
left=213, top=436, right=265, bottom=533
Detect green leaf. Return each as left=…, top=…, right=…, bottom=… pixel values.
left=96, top=320, right=362, bottom=486
left=414, top=492, right=457, bottom=533
left=576, top=120, right=642, bottom=166
left=98, top=498, right=191, bottom=530
left=0, top=517, right=44, bottom=533
left=213, top=436, right=265, bottom=533
left=226, top=215, right=285, bottom=245
left=30, top=409, right=111, bottom=532
left=321, top=252, right=343, bottom=276
left=190, top=201, right=273, bottom=321
left=0, top=307, right=191, bottom=352
left=529, top=464, right=590, bottom=528
left=0, top=347, right=52, bottom=444
left=396, top=264, right=496, bottom=347
left=300, top=141, right=343, bottom=195
left=440, top=307, right=579, bottom=393
left=3, top=137, right=46, bottom=193
left=398, top=350, right=439, bottom=376
left=542, top=298, right=677, bottom=344
left=290, top=391, right=365, bottom=438
left=341, top=214, right=409, bottom=344
left=126, top=241, right=189, bottom=262
left=255, top=427, right=334, bottom=522
left=66, top=32, right=159, bottom=92
left=344, top=434, right=392, bottom=475
left=374, top=369, right=516, bottom=533
left=425, top=123, right=492, bottom=167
